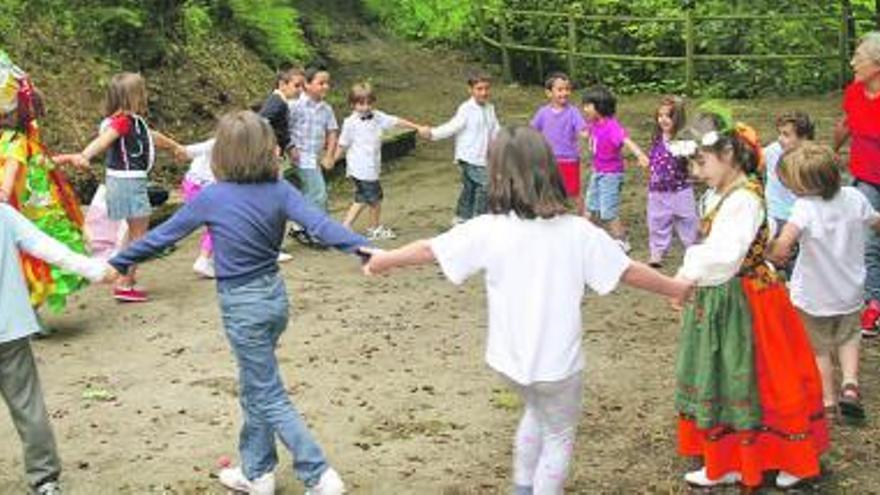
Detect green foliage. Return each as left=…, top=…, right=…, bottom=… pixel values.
left=362, top=0, right=496, bottom=42
left=216, top=0, right=312, bottom=66
left=183, top=1, right=214, bottom=41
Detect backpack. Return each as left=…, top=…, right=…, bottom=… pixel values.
left=103, top=113, right=155, bottom=174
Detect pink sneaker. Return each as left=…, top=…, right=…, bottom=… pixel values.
left=113, top=286, right=149, bottom=302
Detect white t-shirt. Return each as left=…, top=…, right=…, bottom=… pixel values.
left=430, top=213, right=631, bottom=385
left=788, top=187, right=879, bottom=316
left=184, top=139, right=215, bottom=185
left=339, top=110, right=399, bottom=181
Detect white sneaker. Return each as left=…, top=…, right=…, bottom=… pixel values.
left=367, top=225, right=397, bottom=240
left=684, top=467, right=741, bottom=487
left=192, top=256, right=215, bottom=279
left=305, top=467, right=345, bottom=495
left=277, top=252, right=293, bottom=263
left=218, top=466, right=275, bottom=495
left=776, top=471, right=802, bottom=489
left=35, top=481, right=62, bottom=495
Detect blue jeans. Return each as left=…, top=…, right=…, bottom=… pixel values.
left=296, top=168, right=328, bottom=212
left=586, top=172, right=623, bottom=221
left=855, top=180, right=880, bottom=301
left=218, top=273, right=327, bottom=486
left=456, top=161, right=488, bottom=220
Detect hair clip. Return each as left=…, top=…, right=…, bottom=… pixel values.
left=700, top=131, right=720, bottom=147
left=668, top=140, right=697, bottom=157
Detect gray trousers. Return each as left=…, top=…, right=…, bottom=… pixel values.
left=855, top=180, right=880, bottom=302
left=0, top=337, right=61, bottom=488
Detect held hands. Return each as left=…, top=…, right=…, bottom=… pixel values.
left=53, top=153, right=90, bottom=171
left=100, top=262, right=121, bottom=284
left=417, top=126, right=432, bottom=140
left=636, top=153, right=650, bottom=169
left=172, top=145, right=189, bottom=164
left=669, top=275, right=695, bottom=310
left=321, top=154, right=335, bottom=171
left=358, top=247, right=388, bottom=276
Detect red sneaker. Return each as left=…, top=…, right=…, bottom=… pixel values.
left=113, top=286, right=149, bottom=303
left=860, top=300, right=880, bottom=338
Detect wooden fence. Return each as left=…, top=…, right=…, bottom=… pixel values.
left=475, top=3, right=852, bottom=94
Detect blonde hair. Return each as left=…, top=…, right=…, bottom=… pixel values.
left=104, top=72, right=147, bottom=116
left=211, top=111, right=279, bottom=183
left=348, top=82, right=376, bottom=106
left=778, top=142, right=840, bottom=200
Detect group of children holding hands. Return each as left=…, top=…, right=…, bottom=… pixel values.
left=2, top=30, right=880, bottom=494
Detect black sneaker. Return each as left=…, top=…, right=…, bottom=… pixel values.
left=288, top=227, right=311, bottom=246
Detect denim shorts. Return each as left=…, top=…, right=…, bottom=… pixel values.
left=352, top=178, right=383, bottom=205
left=586, top=172, right=623, bottom=221
left=105, top=176, right=151, bottom=221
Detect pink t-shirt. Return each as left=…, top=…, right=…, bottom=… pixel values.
left=586, top=117, right=627, bottom=173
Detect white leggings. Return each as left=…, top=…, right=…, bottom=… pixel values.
left=508, top=372, right=584, bottom=495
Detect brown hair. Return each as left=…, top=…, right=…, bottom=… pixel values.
left=775, top=111, right=815, bottom=140
left=276, top=66, right=304, bottom=87
left=467, top=70, right=492, bottom=87
left=211, top=111, right=280, bottom=183
left=544, top=72, right=571, bottom=90
left=348, top=82, right=376, bottom=106
left=653, top=95, right=686, bottom=139
left=778, top=142, right=840, bottom=200
left=487, top=126, right=570, bottom=219
left=103, top=72, right=147, bottom=116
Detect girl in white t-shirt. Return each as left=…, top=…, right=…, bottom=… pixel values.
left=363, top=126, right=691, bottom=494
left=770, top=142, right=880, bottom=425
left=177, top=138, right=216, bottom=278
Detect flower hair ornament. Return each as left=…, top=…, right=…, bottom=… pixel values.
left=733, top=122, right=765, bottom=174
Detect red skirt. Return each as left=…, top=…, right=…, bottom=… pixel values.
left=556, top=158, right=581, bottom=198
left=678, top=278, right=829, bottom=487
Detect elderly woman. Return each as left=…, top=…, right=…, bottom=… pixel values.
left=835, top=32, right=880, bottom=341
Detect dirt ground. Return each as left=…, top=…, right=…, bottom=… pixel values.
left=2, top=28, right=879, bottom=495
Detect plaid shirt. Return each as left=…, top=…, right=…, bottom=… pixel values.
left=289, top=94, right=338, bottom=169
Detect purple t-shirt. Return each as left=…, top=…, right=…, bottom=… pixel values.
left=586, top=117, right=628, bottom=173
left=648, top=137, right=690, bottom=192
left=530, top=104, right=587, bottom=160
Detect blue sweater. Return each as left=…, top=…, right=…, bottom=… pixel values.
left=110, top=180, right=369, bottom=289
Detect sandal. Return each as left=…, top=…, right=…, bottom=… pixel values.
left=839, top=383, right=866, bottom=423
left=824, top=404, right=839, bottom=424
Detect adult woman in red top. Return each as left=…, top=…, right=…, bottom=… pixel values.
left=835, top=32, right=880, bottom=340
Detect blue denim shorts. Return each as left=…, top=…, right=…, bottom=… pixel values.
left=352, top=178, right=383, bottom=205
left=105, top=176, right=151, bottom=221
left=586, top=172, right=624, bottom=221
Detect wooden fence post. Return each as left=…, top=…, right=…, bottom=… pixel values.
left=839, top=5, right=850, bottom=88
left=685, top=9, right=695, bottom=95
left=567, top=5, right=578, bottom=80
left=499, top=11, right=513, bottom=83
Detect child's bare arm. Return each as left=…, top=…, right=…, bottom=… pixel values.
left=623, top=138, right=650, bottom=168
left=152, top=130, right=186, bottom=158
left=620, top=261, right=694, bottom=305
left=768, top=222, right=801, bottom=266
left=0, top=157, right=19, bottom=202
left=54, top=127, right=121, bottom=170
left=364, top=240, right=435, bottom=275
left=322, top=130, right=339, bottom=170
left=395, top=117, right=422, bottom=131
left=833, top=117, right=850, bottom=153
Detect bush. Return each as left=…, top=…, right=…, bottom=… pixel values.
left=362, top=0, right=495, bottom=42
left=215, top=0, right=312, bottom=66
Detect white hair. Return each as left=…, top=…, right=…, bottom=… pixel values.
left=860, top=31, right=880, bottom=65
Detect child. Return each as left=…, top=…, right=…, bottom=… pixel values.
left=178, top=138, right=216, bottom=278
left=258, top=67, right=304, bottom=160
left=287, top=67, right=339, bottom=247
left=530, top=72, right=587, bottom=212
left=764, top=112, right=813, bottom=234
left=645, top=96, right=698, bottom=267
left=424, top=71, right=500, bottom=224
left=109, top=111, right=367, bottom=495
left=0, top=50, right=91, bottom=312
left=363, top=126, right=692, bottom=494
left=834, top=31, right=880, bottom=338
left=581, top=85, right=649, bottom=252
left=1, top=204, right=114, bottom=495
left=674, top=113, right=828, bottom=490
left=54, top=72, right=184, bottom=302
left=335, top=82, right=423, bottom=240
left=770, top=143, right=879, bottom=424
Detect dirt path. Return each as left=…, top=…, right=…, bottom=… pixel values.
left=2, top=28, right=879, bottom=495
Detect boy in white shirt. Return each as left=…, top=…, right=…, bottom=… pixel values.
left=422, top=72, right=500, bottom=224
left=335, top=83, right=424, bottom=240
left=770, top=143, right=880, bottom=424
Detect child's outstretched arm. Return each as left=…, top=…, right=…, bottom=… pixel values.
left=768, top=222, right=801, bottom=266
left=282, top=183, right=370, bottom=253
left=623, top=137, right=650, bottom=168
left=152, top=130, right=186, bottom=158
left=0, top=157, right=18, bottom=203
left=363, top=240, right=434, bottom=275
left=322, top=130, right=339, bottom=170
left=620, top=261, right=694, bottom=306
left=53, top=127, right=121, bottom=170
left=2, top=204, right=116, bottom=283
left=429, top=110, right=466, bottom=141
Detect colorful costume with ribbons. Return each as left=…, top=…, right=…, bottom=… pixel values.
left=1, top=51, right=88, bottom=311
left=676, top=176, right=829, bottom=487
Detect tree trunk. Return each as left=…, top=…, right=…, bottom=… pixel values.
left=842, top=0, right=856, bottom=52
left=876, top=0, right=880, bottom=29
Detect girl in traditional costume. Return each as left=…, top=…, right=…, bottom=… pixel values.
left=674, top=108, right=829, bottom=489
left=0, top=50, right=89, bottom=312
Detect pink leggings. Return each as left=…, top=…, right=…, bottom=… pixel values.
left=181, top=178, right=213, bottom=253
